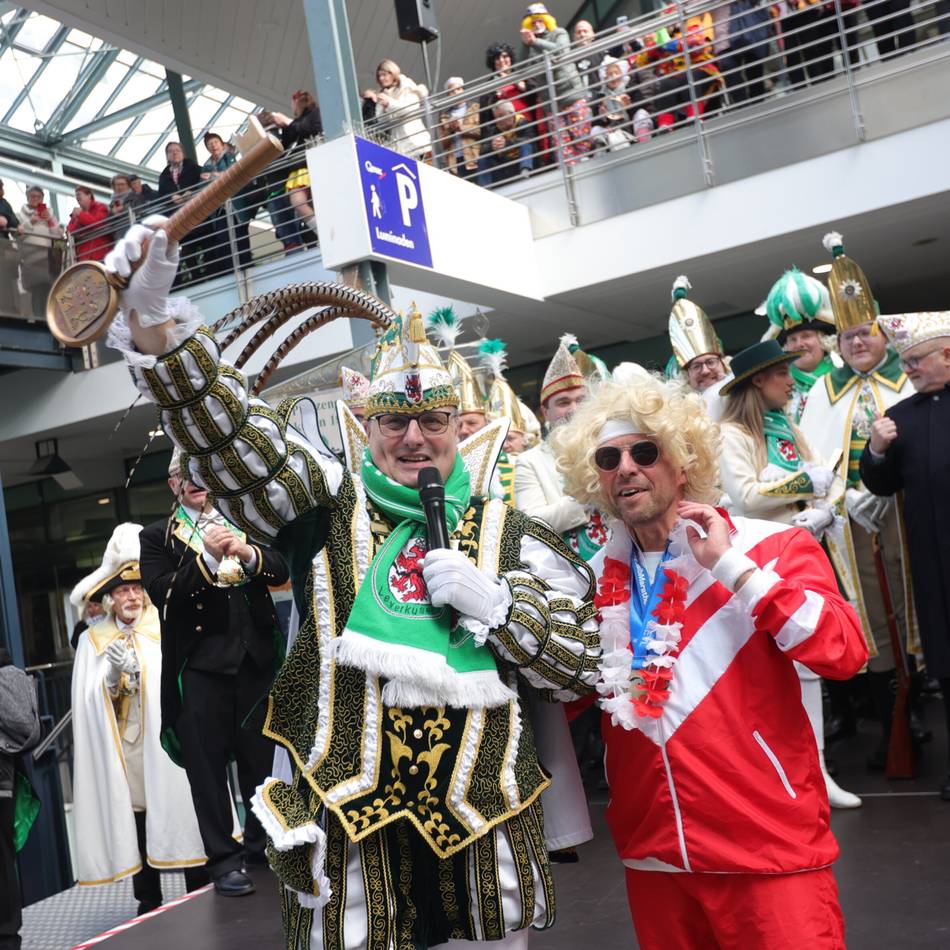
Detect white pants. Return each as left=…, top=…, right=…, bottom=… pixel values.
left=797, top=663, right=824, bottom=753
left=432, top=932, right=530, bottom=950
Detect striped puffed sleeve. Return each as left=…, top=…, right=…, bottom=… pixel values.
left=488, top=514, right=601, bottom=700
left=115, top=300, right=344, bottom=541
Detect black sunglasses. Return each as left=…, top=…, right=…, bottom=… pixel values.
left=594, top=441, right=660, bottom=472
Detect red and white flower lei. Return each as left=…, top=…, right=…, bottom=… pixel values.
left=594, top=529, right=691, bottom=731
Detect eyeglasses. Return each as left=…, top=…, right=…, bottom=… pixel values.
left=900, top=346, right=944, bottom=371
left=839, top=326, right=873, bottom=346
left=372, top=411, right=455, bottom=436
left=593, top=441, right=660, bottom=472
left=687, top=356, right=723, bottom=375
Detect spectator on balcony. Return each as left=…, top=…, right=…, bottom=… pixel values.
left=112, top=173, right=144, bottom=212
left=158, top=142, right=207, bottom=283
left=106, top=192, right=133, bottom=247
left=158, top=141, right=202, bottom=208
left=782, top=0, right=837, bottom=88
left=438, top=77, right=481, bottom=178
left=364, top=60, right=432, bottom=161
left=200, top=131, right=248, bottom=276
left=16, top=185, right=62, bottom=316
left=67, top=186, right=110, bottom=263
left=479, top=100, right=535, bottom=186
left=481, top=41, right=546, bottom=163
left=867, top=0, right=917, bottom=59
left=128, top=174, right=156, bottom=208
left=0, top=180, right=18, bottom=239
left=520, top=3, right=593, bottom=164
left=0, top=181, right=19, bottom=317
left=713, top=0, right=774, bottom=106
left=482, top=42, right=532, bottom=120
left=573, top=19, right=606, bottom=93
left=634, top=11, right=724, bottom=130
left=259, top=91, right=322, bottom=243
left=591, top=55, right=655, bottom=149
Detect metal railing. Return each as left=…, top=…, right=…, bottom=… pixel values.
left=2, top=0, right=947, bottom=328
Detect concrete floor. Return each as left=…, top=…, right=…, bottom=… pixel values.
left=21, top=695, right=950, bottom=949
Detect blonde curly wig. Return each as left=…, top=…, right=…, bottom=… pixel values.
left=552, top=377, right=722, bottom=517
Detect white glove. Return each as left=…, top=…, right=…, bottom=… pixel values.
left=803, top=464, right=836, bottom=499
left=104, top=215, right=178, bottom=325
left=104, top=640, right=139, bottom=687
left=792, top=506, right=835, bottom=539
left=422, top=549, right=510, bottom=625
left=845, top=488, right=890, bottom=534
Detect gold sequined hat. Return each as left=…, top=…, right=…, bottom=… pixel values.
left=340, top=365, right=370, bottom=409
left=447, top=350, right=487, bottom=415
left=365, top=305, right=459, bottom=416
left=876, top=312, right=950, bottom=356
left=821, top=231, right=876, bottom=333
left=668, top=275, right=723, bottom=367
left=478, top=339, right=526, bottom=432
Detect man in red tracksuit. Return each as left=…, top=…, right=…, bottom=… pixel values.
left=553, top=375, right=868, bottom=949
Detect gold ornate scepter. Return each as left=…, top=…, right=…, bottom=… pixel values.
left=46, top=116, right=284, bottom=347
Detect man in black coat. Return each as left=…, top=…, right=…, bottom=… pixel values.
left=860, top=315, right=950, bottom=800
left=156, top=141, right=210, bottom=283
left=139, top=452, right=289, bottom=894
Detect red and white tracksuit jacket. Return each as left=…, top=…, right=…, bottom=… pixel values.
left=598, top=515, right=868, bottom=875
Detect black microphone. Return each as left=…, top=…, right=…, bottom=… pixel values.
left=418, top=466, right=450, bottom=549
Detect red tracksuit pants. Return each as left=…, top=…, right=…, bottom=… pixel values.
left=625, top=867, right=846, bottom=949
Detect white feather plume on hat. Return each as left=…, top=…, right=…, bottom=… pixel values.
left=69, top=523, right=144, bottom=609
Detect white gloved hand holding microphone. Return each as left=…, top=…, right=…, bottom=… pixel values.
left=422, top=549, right=512, bottom=644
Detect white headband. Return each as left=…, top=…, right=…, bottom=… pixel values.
left=596, top=420, right=640, bottom=445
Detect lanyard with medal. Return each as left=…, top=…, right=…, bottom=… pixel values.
left=628, top=542, right=673, bottom=669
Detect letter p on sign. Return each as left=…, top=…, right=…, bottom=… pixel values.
left=396, top=171, right=419, bottom=228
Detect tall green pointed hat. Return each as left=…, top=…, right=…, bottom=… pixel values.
left=757, top=267, right=835, bottom=343
left=365, top=305, right=460, bottom=416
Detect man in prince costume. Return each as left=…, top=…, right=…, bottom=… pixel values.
left=553, top=375, right=867, bottom=949
left=103, top=220, right=600, bottom=950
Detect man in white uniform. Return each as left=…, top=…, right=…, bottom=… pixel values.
left=70, top=523, right=206, bottom=914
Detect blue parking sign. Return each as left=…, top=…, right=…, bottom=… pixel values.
left=355, top=136, right=433, bottom=268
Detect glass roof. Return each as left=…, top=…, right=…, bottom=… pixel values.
left=0, top=6, right=259, bottom=209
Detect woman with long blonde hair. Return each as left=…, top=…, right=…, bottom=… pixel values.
left=364, top=59, right=432, bottom=159
left=719, top=340, right=861, bottom=810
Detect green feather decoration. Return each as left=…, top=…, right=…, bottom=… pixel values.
left=479, top=338, right=508, bottom=378
left=425, top=306, right=463, bottom=349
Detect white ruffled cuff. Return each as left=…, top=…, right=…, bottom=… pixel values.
left=105, top=296, right=204, bottom=369
left=459, top=579, right=513, bottom=647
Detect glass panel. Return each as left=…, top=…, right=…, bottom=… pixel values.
left=189, top=95, right=221, bottom=137
left=63, top=61, right=131, bottom=130
left=0, top=49, right=41, bottom=115
left=22, top=41, right=91, bottom=127
left=97, top=69, right=163, bottom=117
left=16, top=13, right=59, bottom=52
left=81, top=116, right=136, bottom=155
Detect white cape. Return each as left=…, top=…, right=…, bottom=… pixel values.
left=71, top=606, right=206, bottom=884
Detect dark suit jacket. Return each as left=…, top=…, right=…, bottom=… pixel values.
left=139, top=514, right=289, bottom=763
left=157, top=158, right=202, bottom=208
left=860, top=382, right=950, bottom=678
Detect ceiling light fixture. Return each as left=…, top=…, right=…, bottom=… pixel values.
left=27, top=438, right=82, bottom=490
left=97, top=497, right=110, bottom=505
left=811, top=263, right=832, bottom=275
